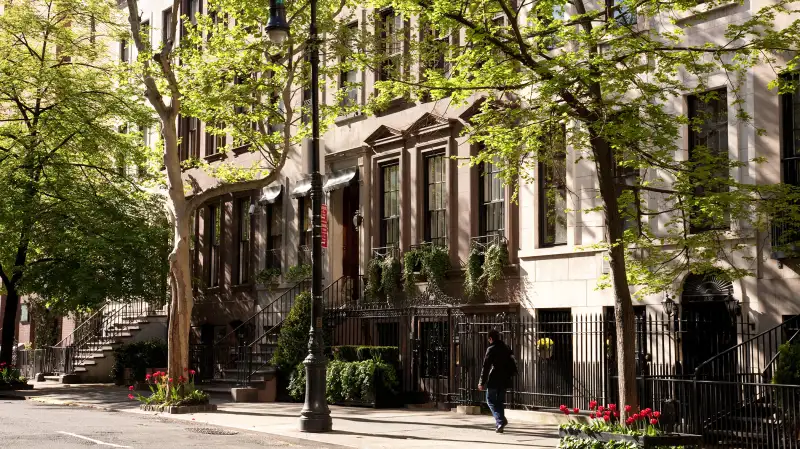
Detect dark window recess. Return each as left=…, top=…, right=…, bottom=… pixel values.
left=781, top=74, right=800, bottom=187
left=479, top=161, right=505, bottom=237
left=420, top=321, right=449, bottom=378
left=378, top=10, right=403, bottom=82
left=236, top=197, right=251, bottom=285
left=298, top=196, right=312, bottom=247
left=208, top=204, right=221, bottom=287
left=266, top=198, right=283, bottom=270
left=340, top=23, right=359, bottom=107
left=381, top=164, right=400, bottom=247
left=206, top=122, right=226, bottom=156
left=539, top=128, right=567, bottom=246
left=120, top=40, right=129, bottom=63
left=162, top=8, right=173, bottom=44
left=425, top=154, right=446, bottom=245
left=178, top=116, right=200, bottom=160
left=688, top=88, right=729, bottom=233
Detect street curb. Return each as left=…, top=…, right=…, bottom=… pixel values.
left=20, top=396, right=350, bottom=448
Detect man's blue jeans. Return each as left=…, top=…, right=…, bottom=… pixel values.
left=486, top=388, right=507, bottom=428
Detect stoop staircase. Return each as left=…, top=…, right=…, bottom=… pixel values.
left=44, top=301, right=168, bottom=383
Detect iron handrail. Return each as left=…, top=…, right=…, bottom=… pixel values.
left=761, top=320, right=800, bottom=382
left=692, top=314, right=800, bottom=380
left=213, top=278, right=310, bottom=347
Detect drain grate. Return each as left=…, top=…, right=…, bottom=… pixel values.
left=186, top=427, right=239, bottom=436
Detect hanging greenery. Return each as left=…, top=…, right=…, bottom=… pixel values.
left=285, top=264, right=312, bottom=283
left=464, top=247, right=483, bottom=301
left=481, top=242, right=509, bottom=297
left=422, top=245, right=450, bottom=289
left=380, top=255, right=403, bottom=302
left=256, top=267, right=281, bottom=287
left=403, top=250, right=422, bottom=292
left=365, top=257, right=382, bottom=302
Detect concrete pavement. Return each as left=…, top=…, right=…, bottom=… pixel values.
left=7, top=382, right=560, bottom=448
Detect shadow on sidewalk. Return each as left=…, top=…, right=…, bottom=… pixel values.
left=329, top=430, right=556, bottom=447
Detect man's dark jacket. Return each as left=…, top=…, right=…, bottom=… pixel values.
left=479, top=340, right=513, bottom=390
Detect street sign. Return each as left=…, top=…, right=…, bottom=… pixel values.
left=321, top=204, right=328, bottom=249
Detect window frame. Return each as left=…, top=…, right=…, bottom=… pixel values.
left=235, top=197, right=251, bottom=285
left=478, top=161, right=505, bottom=237
left=207, top=203, right=221, bottom=288
left=781, top=73, right=800, bottom=187
left=162, top=8, right=174, bottom=45
left=378, top=9, right=404, bottom=82
left=424, top=153, right=447, bottom=246
left=266, top=197, right=283, bottom=270
left=340, top=22, right=359, bottom=107
left=380, top=163, right=401, bottom=247
left=538, top=129, right=568, bottom=247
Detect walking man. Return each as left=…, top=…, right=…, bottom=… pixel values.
left=478, top=329, right=515, bottom=433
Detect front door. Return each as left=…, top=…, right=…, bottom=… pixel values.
left=342, top=183, right=360, bottom=300
left=681, top=301, right=737, bottom=377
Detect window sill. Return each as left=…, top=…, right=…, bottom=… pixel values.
left=204, top=152, right=224, bottom=163
left=232, top=144, right=252, bottom=155
left=518, top=246, right=603, bottom=259
left=335, top=111, right=366, bottom=126
left=232, top=284, right=253, bottom=293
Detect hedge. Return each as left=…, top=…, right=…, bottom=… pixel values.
left=288, top=358, right=399, bottom=405
left=332, top=346, right=399, bottom=365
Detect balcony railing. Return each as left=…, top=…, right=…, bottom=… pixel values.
left=371, top=244, right=399, bottom=259
left=470, top=232, right=506, bottom=252
left=409, top=237, right=447, bottom=251
left=771, top=219, right=799, bottom=261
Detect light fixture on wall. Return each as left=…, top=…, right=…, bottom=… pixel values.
left=661, top=293, right=678, bottom=319
left=352, top=210, right=363, bottom=229
left=248, top=202, right=256, bottom=215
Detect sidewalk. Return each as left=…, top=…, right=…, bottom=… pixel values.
left=12, top=382, right=560, bottom=448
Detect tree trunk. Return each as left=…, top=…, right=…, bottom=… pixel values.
left=591, top=132, right=640, bottom=411
left=0, top=284, right=20, bottom=364
left=161, top=121, right=194, bottom=382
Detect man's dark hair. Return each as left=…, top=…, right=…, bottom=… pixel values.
left=488, top=329, right=501, bottom=342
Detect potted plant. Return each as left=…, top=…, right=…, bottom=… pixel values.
left=538, top=337, right=555, bottom=359
left=128, top=369, right=215, bottom=414
left=558, top=401, right=702, bottom=448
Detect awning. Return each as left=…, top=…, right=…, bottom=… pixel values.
left=259, top=185, right=283, bottom=205
left=323, top=167, right=358, bottom=192
left=290, top=177, right=312, bottom=198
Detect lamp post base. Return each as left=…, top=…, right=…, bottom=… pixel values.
left=299, top=412, right=333, bottom=433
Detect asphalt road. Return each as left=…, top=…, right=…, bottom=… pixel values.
left=0, top=399, right=333, bottom=448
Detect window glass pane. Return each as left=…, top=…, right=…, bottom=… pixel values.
left=426, top=154, right=446, bottom=244
left=381, top=164, right=400, bottom=246
left=479, top=161, right=505, bottom=236
left=540, top=127, right=567, bottom=246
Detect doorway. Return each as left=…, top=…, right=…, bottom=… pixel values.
left=680, top=274, right=737, bottom=377
left=341, top=182, right=360, bottom=289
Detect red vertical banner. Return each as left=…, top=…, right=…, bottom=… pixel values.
left=321, top=204, right=328, bottom=249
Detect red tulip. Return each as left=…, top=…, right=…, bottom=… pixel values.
left=128, top=385, right=134, bottom=391
left=613, top=411, right=620, bottom=418
left=609, top=404, right=617, bottom=411
left=590, top=413, right=596, bottom=419
left=651, top=419, right=658, bottom=425
left=597, top=405, right=605, bottom=413
left=190, top=370, right=196, bottom=376
left=653, top=411, right=661, bottom=419
left=603, top=415, right=610, bottom=422
left=625, top=405, right=632, bottom=413
left=632, top=413, right=640, bottom=420
left=127, top=394, right=134, bottom=400
left=573, top=408, right=579, bottom=414
left=589, top=400, right=598, bottom=410
left=145, top=374, right=151, bottom=380
left=626, top=418, right=635, bottom=425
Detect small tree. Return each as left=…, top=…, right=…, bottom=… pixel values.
left=0, top=0, right=168, bottom=364
left=271, top=291, right=313, bottom=375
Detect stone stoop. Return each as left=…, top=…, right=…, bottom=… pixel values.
left=55, top=310, right=169, bottom=384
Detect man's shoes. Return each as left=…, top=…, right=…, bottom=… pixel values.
left=495, top=426, right=504, bottom=433
left=501, top=418, right=508, bottom=427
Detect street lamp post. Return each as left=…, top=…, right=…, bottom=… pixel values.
left=267, top=0, right=332, bottom=433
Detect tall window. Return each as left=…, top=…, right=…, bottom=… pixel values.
left=299, top=197, right=312, bottom=246
left=781, top=74, right=800, bottom=187
left=208, top=204, right=221, bottom=287
left=379, top=9, right=403, bottom=82
left=266, top=198, right=283, bottom=269
left=539, top=129, right=567, bottom=246
left=381, top=164, right=400, bottom=247
left=479, top=161, right=505, bottom=237
left=340, top=23, right=359, bottom=107
left=120, top=40, right=129, bottom=63
left=425, top=154, right=446, bottom=245
left=206, top=124, right=226, bottom=156
left=236, top=198, right=251, bottom=284
left=162, top=8, right=173, bottom=45
left=179, top=116, right=199, bottom=160
left=688, top=88, right=729, bottom=233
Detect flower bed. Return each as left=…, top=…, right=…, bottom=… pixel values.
left=0, top=362, right=30, bottom=390
left=557, top=401, right=702, bottom=449
left=127, top=368, right=212, bottom=411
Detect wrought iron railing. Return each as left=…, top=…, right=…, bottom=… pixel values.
left=372, top=244, right=400, bottom=259
left=197, top=278, right=310, bottom=383
left=470, top=232, right=506, bottom=252
left=771, top=219, right=799, bottom=261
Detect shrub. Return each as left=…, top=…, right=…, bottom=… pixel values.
left=286, top=264, right=312, bottom=283
left=271, top=291, right=324, bottom=375
left=772, top=341, right=800, bottom=385
left=0, top=362, right=26, bottom=385
left=288, top=358, right=399, bottom=404
left=111, top=339, right=167, bottom=383
left=333, top=346, right=399, bottom=365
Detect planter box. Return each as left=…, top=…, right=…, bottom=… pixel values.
left=559, top=428, right=703, bottom=448
left=139, top=403, right=217, bottom=414
left=0, top=383, right=33, bottom=391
